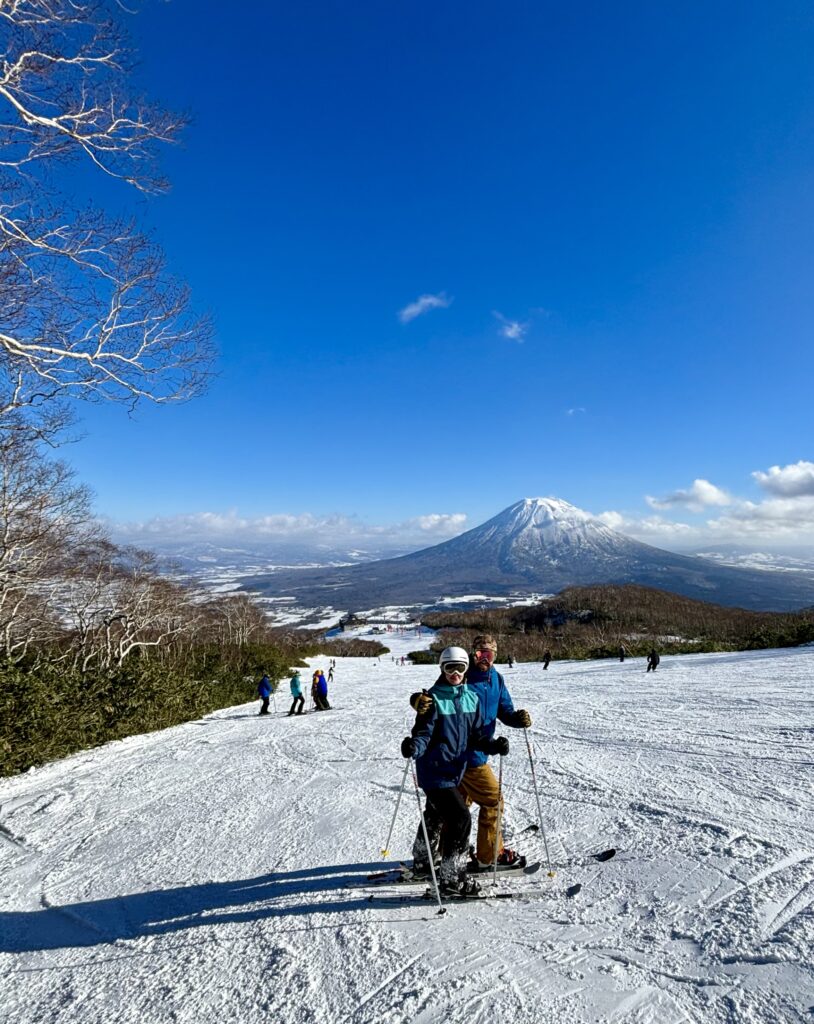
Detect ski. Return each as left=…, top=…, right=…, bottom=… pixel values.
left=561, top=849, right=616, bottom=898
left=366, top=859, right=542, bottom=886
left=366, top=849, right=614, bottom=893
left=367, top=888, right=518, bottom=905
left=467, top=859, right=541, bottom=877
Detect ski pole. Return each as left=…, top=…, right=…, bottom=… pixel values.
left=492, top=753, right=504, bottom=886
left=411, top=763, right=446, bottom=915
left=381, top=760, right=410, bottom=858
left=271, top=688, right=277, bottom=714
left=524, top=727, right=555, bottom=878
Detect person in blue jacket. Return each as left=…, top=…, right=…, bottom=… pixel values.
left=401, top=646, right=508, bottom=896
left=410, top=633, right=531, bottom=871
left=314, top=670, right=331, bottom=710
left=257, top=674, right=272, bottom=716
left=288, top=671, right=305, bottom=716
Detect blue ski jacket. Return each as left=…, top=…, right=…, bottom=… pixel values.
left=463, top=666, right=516, bottom=768
left=316, top=674, right=328, bottom=699
left=290, top=673, right=303, bottom=697
left=409, top=680, right=492, bottom=790
left=258, top=676, right=272, bottom=699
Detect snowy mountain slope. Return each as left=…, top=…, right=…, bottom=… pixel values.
left=1, top=629, right=812, bottom=1023
left=244, top=498, right=814, bottom=612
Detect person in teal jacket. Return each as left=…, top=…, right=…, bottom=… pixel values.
left=402, top=646, right=508, bottom=896
left=410, top=633, right=531, bottom=870
left=288, top=671, right=304, bottom=716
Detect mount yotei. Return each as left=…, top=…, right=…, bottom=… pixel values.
left=243, top=498, right=814, bottom=612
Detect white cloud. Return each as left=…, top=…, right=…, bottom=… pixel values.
left=566, top=407, right=586, bottom=416
left=647, top=479, right=732, bottom=512
left=109, top=508, right=468, bottom=551
left=598, top=510, right=695, bottom=539
left=493, top=311, right=528, bottom=342
left=398, top=292, right=452, bottom=323
left=601, top=458, right=814, bottom=548
left=706, top=496, right=814, bottom=539
left=752, top=460, right=814, bottom=497
left=598, top=498, right=814, bottom=549
left=410, top=513, right=468, bottom=533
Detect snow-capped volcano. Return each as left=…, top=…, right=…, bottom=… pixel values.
left=449, top=497, right=632, bottom=570
left=244, top=497, right=814, bottom=612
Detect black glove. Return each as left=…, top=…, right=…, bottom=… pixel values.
left=409, top=690, right=433, bottom=715
left=489, top=736, right=509, bottom=756
left=401, top=736, right=416, bottom=759
left=508, top=709, right=531, bottom=729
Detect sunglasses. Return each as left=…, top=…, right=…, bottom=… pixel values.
left=474, top=649, right=495, bottom=661
left=443, top=662, right=468, bottom=675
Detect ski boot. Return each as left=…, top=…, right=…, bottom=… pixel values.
left=468, top=847, right=526, bottom=873
left=439, top=874, right=482, bottom=898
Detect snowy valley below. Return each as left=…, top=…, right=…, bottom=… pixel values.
left=1, top=628, right=813, bottom=1024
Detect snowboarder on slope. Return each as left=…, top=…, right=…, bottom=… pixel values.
left=410, top=634, right=531, bottom=873
left=646, top=650, right=660, bottom=672
left=288, top=671, right=305, bottom=716
left=542, top=650, right=552, bottom=670
left=402, top=645, right=509, bottom=896
left=258, top=674, right=272, bottom=716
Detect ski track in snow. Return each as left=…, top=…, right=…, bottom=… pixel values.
left=1, top=632, right=813, bottom=1023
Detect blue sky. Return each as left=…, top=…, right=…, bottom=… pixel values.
left=65, top=2, right=814, bottom=551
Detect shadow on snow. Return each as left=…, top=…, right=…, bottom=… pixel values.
left=2, top=861, right=401, bottom=953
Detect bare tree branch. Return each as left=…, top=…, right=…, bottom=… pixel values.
left=0, top=0, right=214, bottom=426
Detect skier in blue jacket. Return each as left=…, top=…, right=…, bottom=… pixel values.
left=314, top=670, right=331, bottom=710
left=410, top=633, right=531, bottom=871
left=402, top=646, right=508, bottom=896
left=257, top=674, right=272, bottom=716
left=288, top=671, right=305, bottom=716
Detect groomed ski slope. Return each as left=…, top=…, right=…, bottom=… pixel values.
left=1, top=628, right=813, bottom=1024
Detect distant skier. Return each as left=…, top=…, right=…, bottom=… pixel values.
left=646, top=650, right=660, bottom=672
left=288, top=671, right=305, bottom=716
left=542, top=650, right=552, bottom=670
left=328, top=665, right=334, bottom=683
left=508, top=654, right=515, bottom=668
left=314, top=670, right=331, bottom=710
left=401, top=645, right=509, bottom=897
left=619, top=645, right=626, bottom=663
left=409, top=634, right=531, bottom=875
left=257, top=674, right=272, bottom=716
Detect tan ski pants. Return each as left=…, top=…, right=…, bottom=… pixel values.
left=458, top=763, right=504, bottom=864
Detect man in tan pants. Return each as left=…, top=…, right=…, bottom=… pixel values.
left=411, top=633, right=532, bottom=872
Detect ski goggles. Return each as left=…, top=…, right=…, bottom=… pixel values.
left=474, top=648, right=496, bottom=662
left=442, top=662, right=468, bottom=676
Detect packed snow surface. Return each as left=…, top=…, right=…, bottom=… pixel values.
left=1, top=629, right=813, bottom=1024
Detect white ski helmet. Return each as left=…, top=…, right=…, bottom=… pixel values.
left=439, top=646, right=469, bottom=676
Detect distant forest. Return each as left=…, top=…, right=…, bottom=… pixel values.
left=410, top=584, right=814, bottom=663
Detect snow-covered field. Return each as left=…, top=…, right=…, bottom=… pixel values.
left=1, top=629, right=812, bottom=1024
